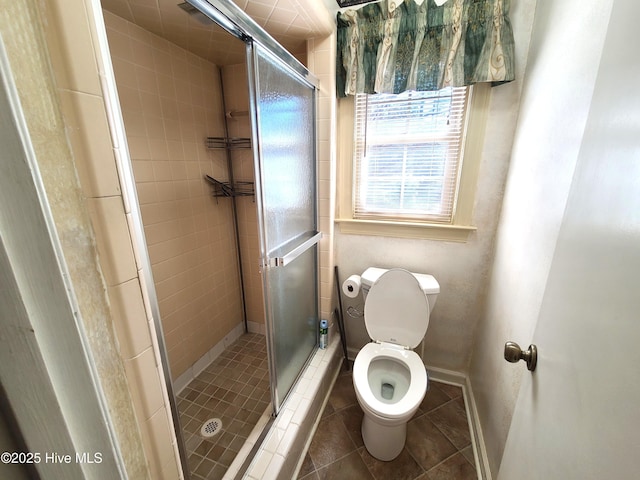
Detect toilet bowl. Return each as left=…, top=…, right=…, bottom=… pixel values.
left=352, top=268, right=439, bottom=461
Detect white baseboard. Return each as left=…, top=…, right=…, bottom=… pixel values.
left=423, top=364, right=491, bottom=480
left=463, top=376, right=492, bottom=480
left=424, top=364, right=467, bottom=386
left=173, top=322, right=245, bottom=394
left=247, top=320, right=266, bottom=335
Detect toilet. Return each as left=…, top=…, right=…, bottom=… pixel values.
left=353, top=267, right=440, bottom=461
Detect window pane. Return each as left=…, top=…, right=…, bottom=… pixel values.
left=353, top=87, right=469, bottom=222
left=403, top=179, right=445, bottom=211
left=405, top=144, right=447, bottom=176
left=362, top=179, right=401, bottom=210
left=363, top=145, right=404, bottom=176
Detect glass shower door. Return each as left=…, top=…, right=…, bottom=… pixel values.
left=247, top=43, right=319, bottom=414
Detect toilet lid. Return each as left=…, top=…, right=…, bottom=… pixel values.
left=364, top=268, right=430, bottom=349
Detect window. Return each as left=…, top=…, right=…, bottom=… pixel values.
left=354, top=87, right=469, bottom=223
left=337, top=84, right=488, bottom=241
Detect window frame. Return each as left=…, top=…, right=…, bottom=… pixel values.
left=353, top=88, right=469, bottom=223
left=336, top=83, right=490, bottom=242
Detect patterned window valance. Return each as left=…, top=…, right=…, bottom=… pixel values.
left=336, top=0, right=515, bottom=97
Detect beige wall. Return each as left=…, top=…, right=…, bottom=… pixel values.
left=334, top=0, right=538, bottom=372
left=221, top=62, right=266, bottom=326
left=307, top=35, right=337, bottom=325
left=104, top=12, right=244, bottom=380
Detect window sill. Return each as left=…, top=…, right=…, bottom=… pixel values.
left=335, top=218, right=476, bottom=242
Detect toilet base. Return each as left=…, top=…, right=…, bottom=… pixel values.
left=361, top=414, right=407, bottom=461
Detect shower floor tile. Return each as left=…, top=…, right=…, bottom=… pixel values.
left=177, top=333, right=270, bottom=480
left=300, top=363, right=477, bottom=480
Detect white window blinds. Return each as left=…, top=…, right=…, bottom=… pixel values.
left=353, top=87, right=470, bottom=223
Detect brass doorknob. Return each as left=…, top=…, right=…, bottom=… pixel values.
left=504, top=341, right=537, bottom=371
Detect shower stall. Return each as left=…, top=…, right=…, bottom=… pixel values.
left=102, top=0, right=321, bottom=477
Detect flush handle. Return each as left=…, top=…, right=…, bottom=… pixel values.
left=504, top=341, right=537, bottom=371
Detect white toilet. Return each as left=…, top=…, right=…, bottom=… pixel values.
left=353, top=267, right=440, bottom=461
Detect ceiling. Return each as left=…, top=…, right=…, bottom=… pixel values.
left=101, top=0, right=339, bottom=66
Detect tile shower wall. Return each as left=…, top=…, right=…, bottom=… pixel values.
left=104, top=12, right=243, bottom=379
left=307, top=35, right=337, bottom=326
left=221, top=63, right=265, bottom=328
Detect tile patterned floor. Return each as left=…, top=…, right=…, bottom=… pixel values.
left=299, top=364, right=477, bottom=480
left=177, top=333, right=270, bottom=480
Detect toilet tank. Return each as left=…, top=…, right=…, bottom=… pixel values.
left=361, top=267, right=440, bottom=312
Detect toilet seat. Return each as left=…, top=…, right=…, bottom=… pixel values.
left=353, top=268, right=436, bottom=461
left=364, top=268, right=430, bottom=349
left=353, top=342, right=427, bottom=421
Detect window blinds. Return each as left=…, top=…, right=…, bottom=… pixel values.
left=353, top=87, right=469, bottom=223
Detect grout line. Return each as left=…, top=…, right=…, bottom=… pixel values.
left=425, top=399, right=472, bottom=452
left=303, top=379, right=475, bottom=480
left=401, top=445, right=428, bottom=478
left=178, top=333, right=270, bottom=478
left=312, top=448, right=360, bottom=477
left=423, top=450, right=469, bottom=475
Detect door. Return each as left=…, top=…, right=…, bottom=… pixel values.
left=498, top=1, right=640, bottom=477
left=247, top=42, right=320, bottom=414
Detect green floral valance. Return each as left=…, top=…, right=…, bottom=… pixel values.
left=336, top=0, right=515, bottom=97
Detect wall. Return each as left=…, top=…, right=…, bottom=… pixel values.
left=104, top=12, right=244, bottom=380
left=468, top=0, right=616, bottom=476
left=335, top=0, right=538, bottom=372
left=497, top=0, right=640, bottom=476
left=221, top=62, right=266, bottom=329
left=308, top=34, right=337, bottom=329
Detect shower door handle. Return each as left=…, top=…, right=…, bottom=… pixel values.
left=268, top=232, right=322, bottom=268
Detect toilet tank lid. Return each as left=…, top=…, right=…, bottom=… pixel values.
left=361, top=267, right=440, bottom=294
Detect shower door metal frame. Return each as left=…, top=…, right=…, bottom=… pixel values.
left=246, top=42, right=320, bottom=415
left=189, top=0, right=321, bottom=414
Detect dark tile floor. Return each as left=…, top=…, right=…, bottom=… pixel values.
left=299, top=363, right=477, bottom=480
left=177, top=333, right=270, bottom=480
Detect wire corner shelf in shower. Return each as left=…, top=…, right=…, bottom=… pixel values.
left=206, top=136, right=252, bottom=150
left=204, top=174, right=254, bottom=201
